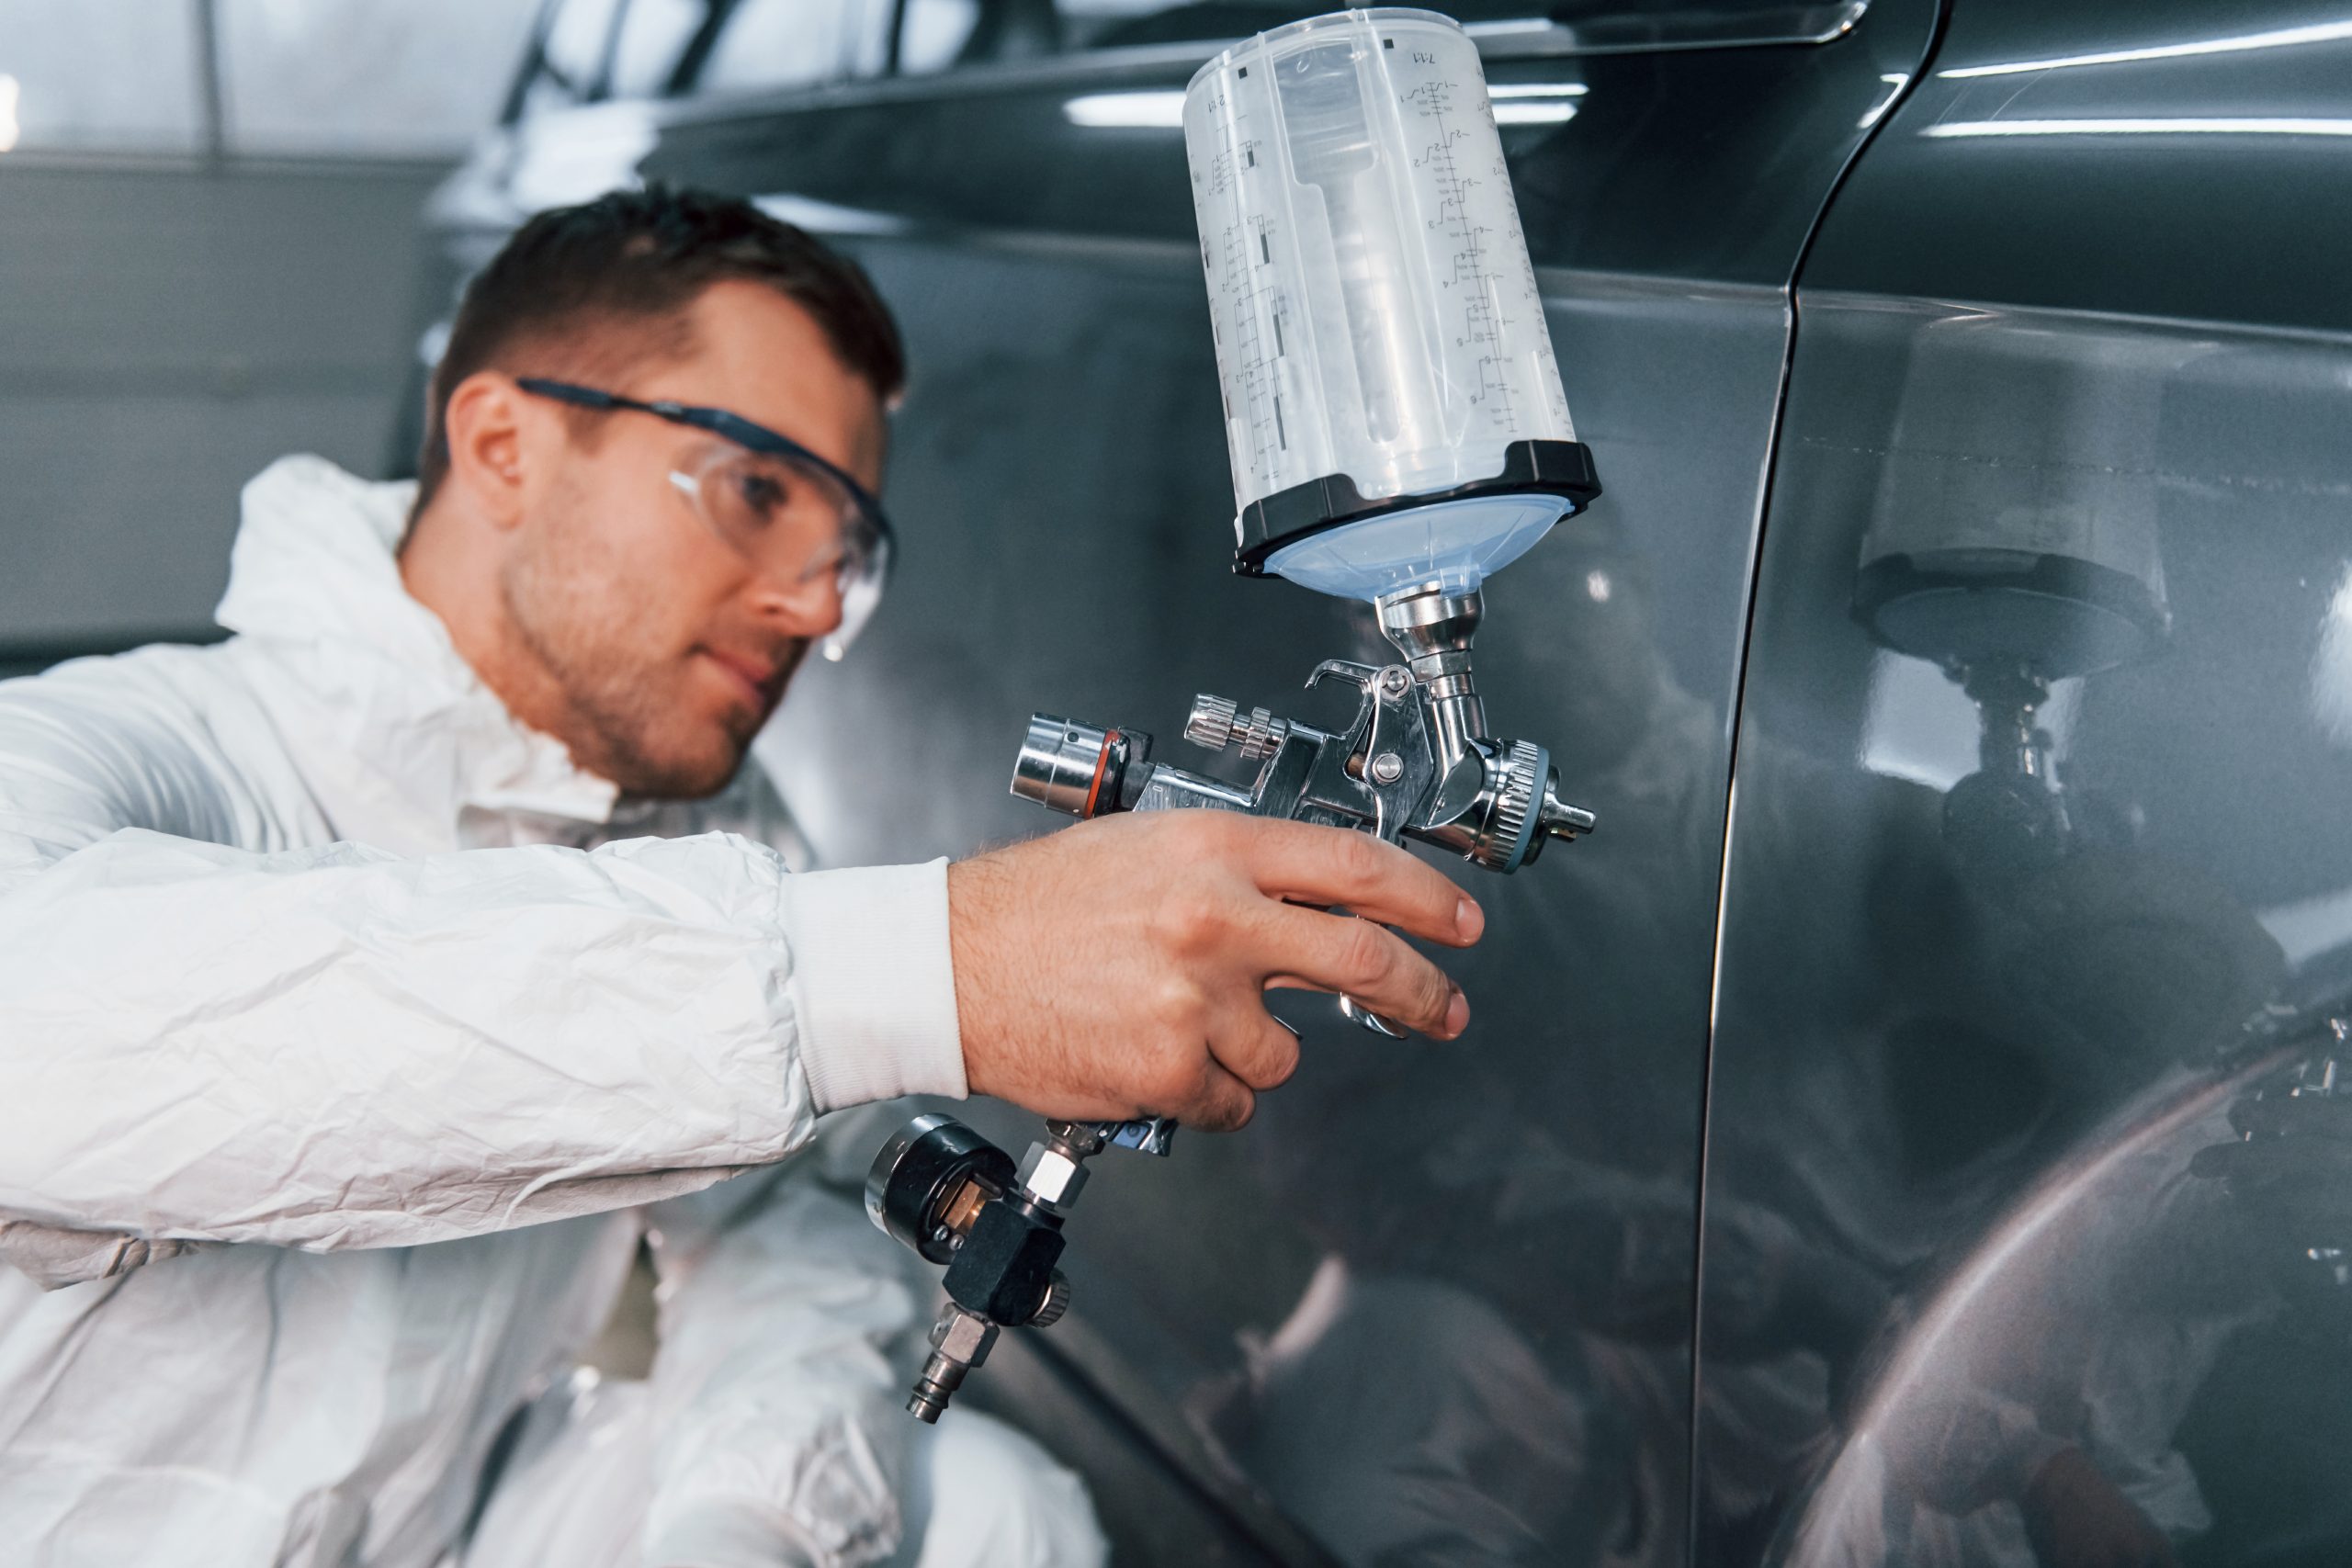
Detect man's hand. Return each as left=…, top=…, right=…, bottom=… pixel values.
left=947, top=812, right=1482, bottom=1132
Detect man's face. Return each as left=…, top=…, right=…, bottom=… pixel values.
left=501, top=281, right=888, bottom=797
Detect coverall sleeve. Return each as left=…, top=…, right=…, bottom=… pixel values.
left=0, top=670, right=966, bottom=1288
left=639, top=1105, right=930, bottom=1568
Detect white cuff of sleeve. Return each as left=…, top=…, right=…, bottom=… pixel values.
left=779, top=859, right=967, bottom=1114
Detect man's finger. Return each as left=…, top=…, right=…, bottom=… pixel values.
left=1208, top=998, right=1304, bottom=1091
left=1181, top=1059, right=1258, bottom=1132
left=1239, top=818, right=1481, bottom=947
left=1255, top=901, right=1462, bottom=1037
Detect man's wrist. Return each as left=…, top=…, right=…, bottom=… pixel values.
left=779, top=859, right=967, bottom=1113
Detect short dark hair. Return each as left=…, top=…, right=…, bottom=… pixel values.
left=410, top=185, right=906, bottom=514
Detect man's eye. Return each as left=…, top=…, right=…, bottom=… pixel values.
left=734, top=470, right=789, bottom=525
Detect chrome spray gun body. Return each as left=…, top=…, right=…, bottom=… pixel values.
left=1016, top=587, right=1592, bottom=875
left=866, top=6, right=1606, bottom=1423
left=865, top=584, right=1595, bottom=1423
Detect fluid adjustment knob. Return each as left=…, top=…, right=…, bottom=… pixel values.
left=1184, top=694, right=1239, bottom=751
left=1467, top=742, right=1593, bottom=873
left=1032, top=1270, right=1072, bottom=1328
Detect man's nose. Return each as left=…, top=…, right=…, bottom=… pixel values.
left=746, top=563, right=845, bottom=637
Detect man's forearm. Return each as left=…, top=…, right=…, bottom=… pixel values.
left=0, top=827, right=960, bottom=1280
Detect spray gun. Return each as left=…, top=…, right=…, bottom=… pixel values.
left=868, top=7, right=1603, bottom=1420
left=1013, top=581, right=1591, bottom=869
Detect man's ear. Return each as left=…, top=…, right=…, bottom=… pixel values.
left=442, top=371, right=540, bottom=531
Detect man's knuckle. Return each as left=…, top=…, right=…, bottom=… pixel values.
left=1338, top=919, right=1393, bottom=987
left=1149, top=976, right=1205, bottom=1036
left=1419, top=965, right=1453, bottom=1021
left=1151, top=887, right=1224, bottom=955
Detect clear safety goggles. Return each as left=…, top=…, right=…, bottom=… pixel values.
left=518, top=377, right=895, bottom=660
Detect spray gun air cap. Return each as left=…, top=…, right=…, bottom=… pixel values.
left=1183, top=8, right=1600, bottom=604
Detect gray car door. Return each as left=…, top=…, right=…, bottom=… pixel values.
left=1704, top=0, right=2352, bottom=1561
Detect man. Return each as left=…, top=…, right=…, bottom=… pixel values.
left=0, top=187, right=1478, bottom=1566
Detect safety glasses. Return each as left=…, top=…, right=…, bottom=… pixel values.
left=517, top=377, right=894, bottom=660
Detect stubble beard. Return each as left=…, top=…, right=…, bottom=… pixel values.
left=500, top=547, right=766, bottom=800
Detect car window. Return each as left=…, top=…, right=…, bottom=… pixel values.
left=697, top=0, right=893, bottom=95
left=509, top=0, right=893, bottom=118
left=896, top=0, right=1871, bottom=72
left=499, top=0, right=1866, bottom=114
left=509, top=0, right=685, bottom=117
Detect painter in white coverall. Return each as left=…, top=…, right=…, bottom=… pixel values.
left=0, top=456, right=1105, bottom=1568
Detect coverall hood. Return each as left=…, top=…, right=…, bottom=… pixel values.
left=217, top=454, right=622, bottom=851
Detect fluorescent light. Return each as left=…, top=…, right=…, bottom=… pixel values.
left=1940, top=18, right=2352, bottom=78
left=1858, top=72, right=1910, bottom=130
left=1064, top=83, right=1586, bottom=131
left=0, top=76, right=17, bottom=154
left=1494, top=100, right=1578, bottom=125
left=1924, top=116, right=2352, bottom=139
left=1063, top=91, right=1187, bottom=130
left=1490, top=84, right=1586, bottom=124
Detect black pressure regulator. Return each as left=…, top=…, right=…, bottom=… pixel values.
left=865, top=1112, right=1173, bottom=1422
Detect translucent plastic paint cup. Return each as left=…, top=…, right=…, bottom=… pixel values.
left=1184, top=7, right=1580, bottom=601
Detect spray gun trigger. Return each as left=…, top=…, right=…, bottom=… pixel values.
left=1339, top=995, right=1410, bottom=1038
left=1305, top=659, right=1383, bottom=692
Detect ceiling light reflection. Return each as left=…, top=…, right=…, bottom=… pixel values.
left=1925, top=116, right=2352, bottom=139
left=1494, top=100, right=1579, bottom=125
left=1940, top=17, right=2352, bottom=78
left=1066, top=85, right=1585, bottom=131
left=1062, top=91, right=1186, bottom=130
left=1858, top=72, right=1910, bottom=130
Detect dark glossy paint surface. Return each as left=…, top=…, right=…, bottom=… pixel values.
left=416, top=4, right=1952, bottom=1562
left=1800, top=0, right=2352, bottom=333
left=1698, top=1, right=2352, bottom=1559
left=629, top=0, right=1931, bottom=285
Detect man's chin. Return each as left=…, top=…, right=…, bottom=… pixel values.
left=602, top=729, right=755, bottom=800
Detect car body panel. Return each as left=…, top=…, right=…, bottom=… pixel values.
left=1697, top=0, right=2352, bottom=1558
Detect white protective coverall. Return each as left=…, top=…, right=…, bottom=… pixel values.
left=0, top=456, right=1106, bottom=1568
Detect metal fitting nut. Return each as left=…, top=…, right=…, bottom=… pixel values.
left=1369, top=751, right=1405, bottom=785
left=1378, top=666, right=1412, bottom=697
left=932, top=1306, right=999, bottom=1365
left=1017, top=1144, right=1091, bottom=1208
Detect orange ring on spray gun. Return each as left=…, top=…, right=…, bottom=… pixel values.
left=1083, top=730, right=1121, bottom=818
